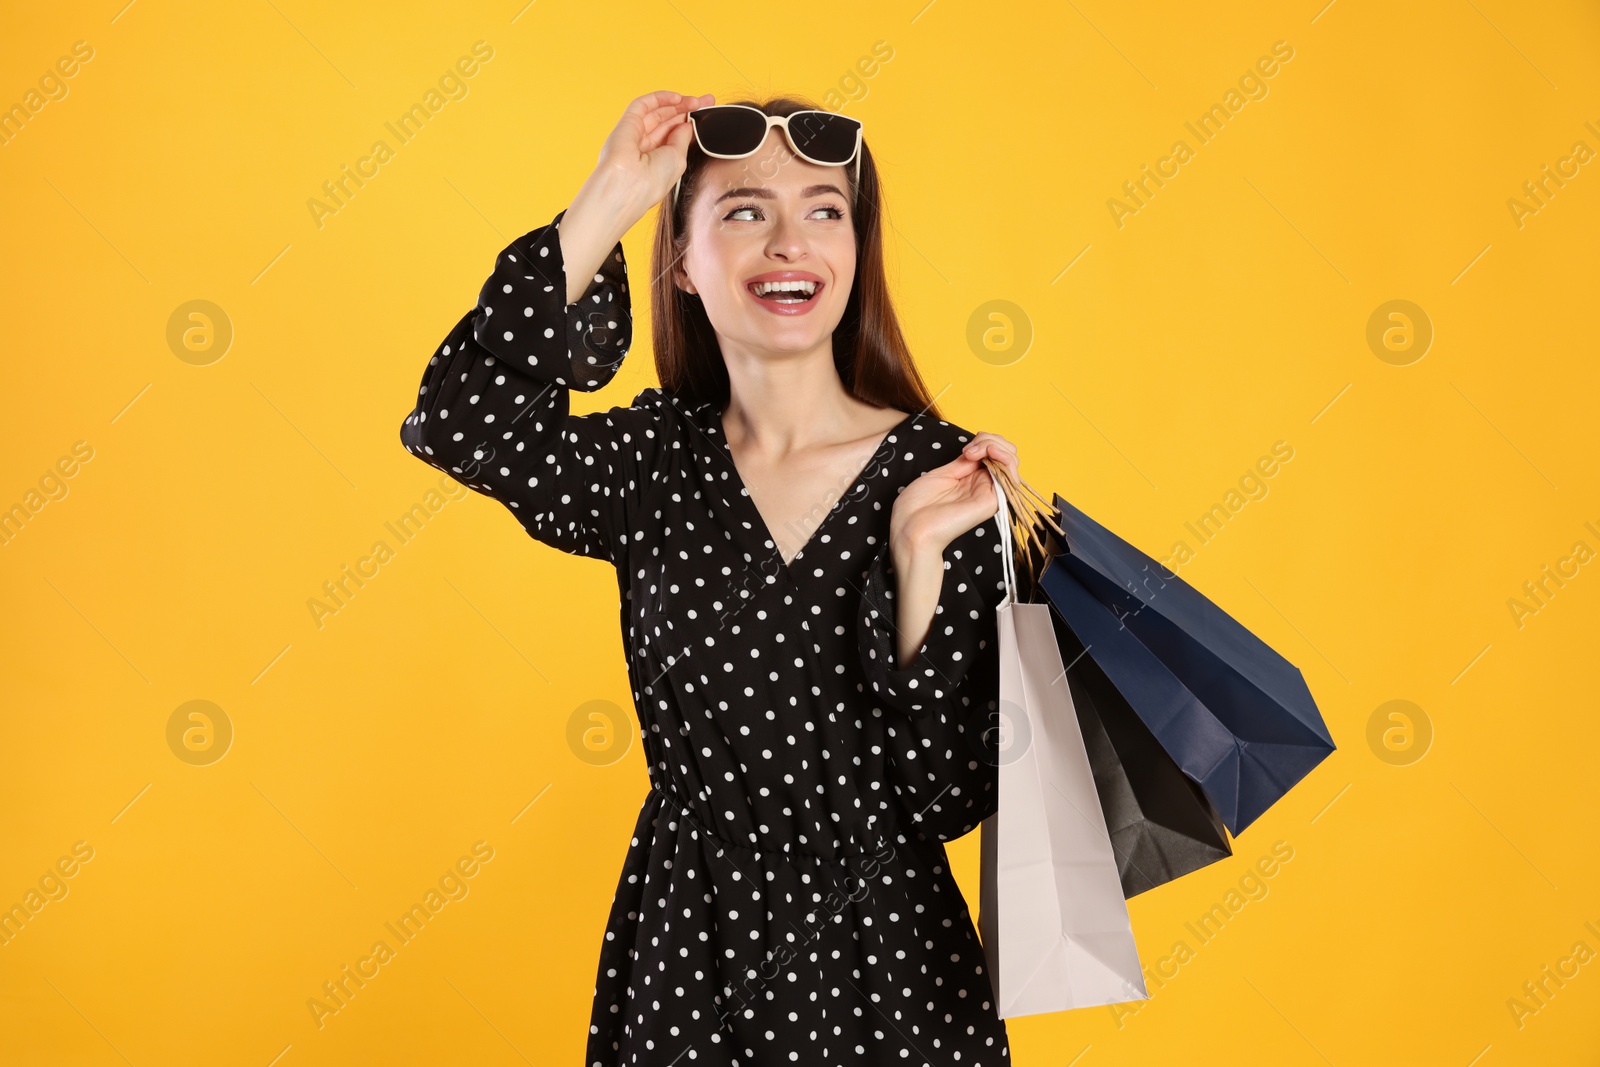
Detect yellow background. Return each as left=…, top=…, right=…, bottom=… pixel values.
left=3, top=0, right=1597, bottom=1063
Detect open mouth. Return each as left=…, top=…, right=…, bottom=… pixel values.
left=748, top=279, right=821, bottom=304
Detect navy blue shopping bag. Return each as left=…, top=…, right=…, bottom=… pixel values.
left=1037, top=493, right=1335, bottom=836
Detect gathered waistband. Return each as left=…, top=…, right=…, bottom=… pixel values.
left=647, top=779, right=907, bottom=871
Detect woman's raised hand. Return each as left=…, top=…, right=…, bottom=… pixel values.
left=596, top=90, right=715, bottom=212
left=559, top=91, right=713, bottom=305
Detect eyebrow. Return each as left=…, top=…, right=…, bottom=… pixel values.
left=712, top=184, right=848, bottom=205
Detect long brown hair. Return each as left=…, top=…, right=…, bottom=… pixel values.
left=649, top=95, right=943, bottom=420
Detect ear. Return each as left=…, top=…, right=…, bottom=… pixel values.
left=674, top=262, right=697, bottom=296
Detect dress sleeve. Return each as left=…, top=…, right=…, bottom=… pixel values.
left=857, top=519, right=1011, bottom=840
left=857, top=526, right=998, bottom=717
left=398, top=207, right=662, bottom=565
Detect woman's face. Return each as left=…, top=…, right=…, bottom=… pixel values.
left=676, top=127, right=857, bottom=359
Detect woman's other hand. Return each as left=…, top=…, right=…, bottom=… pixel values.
left=888, top=432, right=1019, bottom=557
left=882, top=432, right=1018, bottom=670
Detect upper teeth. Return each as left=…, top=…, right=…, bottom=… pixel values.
left=753, top=280, right=817, bottom=296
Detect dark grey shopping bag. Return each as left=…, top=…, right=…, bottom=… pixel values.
left=1050, top=606, right=1233, bottom=897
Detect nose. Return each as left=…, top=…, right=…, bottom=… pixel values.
left=763, top=211, right=808, bottom=262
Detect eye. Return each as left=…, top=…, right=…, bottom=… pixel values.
left=721, top=203, right=847, bottom=222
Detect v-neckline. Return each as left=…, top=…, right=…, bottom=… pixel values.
left=710, top=406, right=920, bottom=577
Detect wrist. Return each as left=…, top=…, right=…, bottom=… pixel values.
left=889, top=509, right=946, bottom=557
left=574, top=165, right=653, bottom=237
left=890, top=528, right=944, bottom=575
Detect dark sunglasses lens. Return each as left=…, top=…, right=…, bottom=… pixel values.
left=785, top=112, right=860, bottom=164
left=691, top=106, right=770, bottom=155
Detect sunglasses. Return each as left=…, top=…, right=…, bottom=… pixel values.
left=672, top=105, right=864, bottom=207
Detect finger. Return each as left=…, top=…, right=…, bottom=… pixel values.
left=641, top=111, right=691, bottom=152
left=965, top=432, right=1015, bottom=453
left=650, top=93, right=711, bottom=120
left=639, top=98, right=701, bottom=139
left=638, top=103, right=683, bottom=134
left=925, top=451, right=985, bottom=483
left=965, top=438, right=1020, bottom=486
left=990, top=441, right=1020, bottom=482
left=646, top=94, right=715, bottom=144
left=963, top=435, right=1017, bottom=465
left=625, top=90, right=684, bottom=119
left=661, top=117, right=696, bottom=157
left=961, top=435, right=1002, bottom=459
left=972, top=463, right=1002, bottom=515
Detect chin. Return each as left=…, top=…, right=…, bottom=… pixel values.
left=744, top=331, right=829, bottom=356
left=720, top=306, right=840, bottom=351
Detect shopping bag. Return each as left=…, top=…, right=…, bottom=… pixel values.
left=1039, top=492, right=1335, bottom=836
left=977, top=471, right=1148, bottom=1018
left=1050, top=606, right=1233, bottom=898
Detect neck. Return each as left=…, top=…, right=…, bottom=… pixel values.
left=718, top=336, right=867, bottom=453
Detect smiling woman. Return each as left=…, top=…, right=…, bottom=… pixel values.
left=398, top=90, right=1022, bottom=1066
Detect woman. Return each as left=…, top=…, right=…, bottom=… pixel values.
left=400, top=90, right=1022, bottom=1065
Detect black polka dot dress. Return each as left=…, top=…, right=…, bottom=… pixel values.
left=400, top=207, right=1013, bottom=1065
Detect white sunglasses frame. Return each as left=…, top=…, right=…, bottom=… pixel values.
left=672, top=106, right=863, bottom=208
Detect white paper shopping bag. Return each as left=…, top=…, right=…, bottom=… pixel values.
left=978, top=469, right=1149, bottom=1017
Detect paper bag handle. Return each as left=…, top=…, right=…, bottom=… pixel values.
left=989, top=466, right=1017, bottom=606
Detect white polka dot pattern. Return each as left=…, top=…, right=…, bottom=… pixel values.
left=400, top=208, right=1014, bottom=1065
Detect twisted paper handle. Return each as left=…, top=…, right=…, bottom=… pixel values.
left=980, top=457, right=1065, bottom=589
